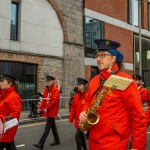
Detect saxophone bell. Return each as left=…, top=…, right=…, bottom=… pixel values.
left=79, top=112, right=100, bottom=132
left=87, top=112, right=100, bottom=125
left=79, top=86, right=116, bottom=132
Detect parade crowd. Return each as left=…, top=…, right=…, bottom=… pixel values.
left=1, top=39, right=150, bottom=150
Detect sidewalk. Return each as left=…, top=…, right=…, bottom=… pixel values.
left=20, top=108, right=69, bottom=124
left=20, top=105, right=148, bottom=124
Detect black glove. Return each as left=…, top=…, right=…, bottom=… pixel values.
left=6, top=116, right=13, bottom=121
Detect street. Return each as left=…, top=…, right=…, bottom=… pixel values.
left=15, top=119, right=77, bottom=150
left=15, top=118, right=150, bottom=150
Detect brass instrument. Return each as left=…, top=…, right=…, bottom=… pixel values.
left=79, top=86, right=116, bottom=132
left=79, top=74, right=133, bottom=132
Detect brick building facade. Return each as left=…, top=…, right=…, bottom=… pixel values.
left=84, top=0, right=150, bottom=84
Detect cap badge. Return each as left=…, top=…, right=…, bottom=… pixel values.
left=105, top=41, right=110, bottom=46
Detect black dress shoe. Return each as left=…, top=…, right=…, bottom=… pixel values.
left=50, top=141, right=60, bottom=146
left=33, top=143, right=43, bottom=149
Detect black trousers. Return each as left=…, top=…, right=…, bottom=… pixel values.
left=75, top=129, right=87, bottom=150
left=38, top=117, right=60, bottom=146
left=0, top=141, right=17, bottom=150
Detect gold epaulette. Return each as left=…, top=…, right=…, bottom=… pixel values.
left=104, top=75, right=133, bottom=91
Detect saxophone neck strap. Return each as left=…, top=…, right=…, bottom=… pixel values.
left=91, top=70, right=120, bottom=99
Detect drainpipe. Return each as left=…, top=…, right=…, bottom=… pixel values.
left=138, top=0, right=142, bottom=76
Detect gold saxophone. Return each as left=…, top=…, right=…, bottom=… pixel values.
left=79, top=86, right=116, bottom=132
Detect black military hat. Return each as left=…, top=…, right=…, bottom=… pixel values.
left=132, top=75, right=142, bottom=80
left=94, top=39, right=121, bottom=51
left=77, top=78, right=88, bottom=85
left=46, top=75, right=55, bottom=81
left=0, top=73, right=17, bottom=81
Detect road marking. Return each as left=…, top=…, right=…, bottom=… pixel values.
left=147, top=132, right=150, bottom=134
left=16, top=144, right=25, bottom=148
left=19, top=118, right=68, bottom=128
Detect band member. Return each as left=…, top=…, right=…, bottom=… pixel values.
left=0, top=73, right=22, bottom=150
left=147, top=87, right=150, bottom=106
left=34, top=75, right=60, bottom=149
left=79, top=39, right=146, bottom=150
left=69, top=78, right=88, bottom=150
left=145, top=86, right=150, bottom=126
left=132, top=74, right=147, bottom=105
left=145, top=105, right=150, bottom=127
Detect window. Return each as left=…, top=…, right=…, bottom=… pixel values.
left=84, top=16, right=104, bottom=58
left=10, top=2, right=19, bottom=40
left=127, top=0, right=139, bottom=26
left=133, top=0, right=139, bottom=26
left=127, top=0, right=132, bottom=24
left=91, top=66, right=99, bottom=78
left=0, top=62, right=37, bottom=110
left=134, top=36, right=150, bottom=85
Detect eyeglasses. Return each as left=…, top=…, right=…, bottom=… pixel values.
left=95, top=53, right=112, bottom=59
left=0, top=79, right=4, bottom=82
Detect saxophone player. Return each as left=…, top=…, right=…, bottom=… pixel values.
left=79, top=39, right=146, bottom=150
left=69, top=78, right=88, bottom=150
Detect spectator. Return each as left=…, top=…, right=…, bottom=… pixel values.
left=69, top=86, right=78, bottom=110
left=54, top=80, right=62, bottom=94
left=28, top=93, right=43, bottom=118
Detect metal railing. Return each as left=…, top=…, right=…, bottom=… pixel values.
left=20, top=97, right=70, bottom=123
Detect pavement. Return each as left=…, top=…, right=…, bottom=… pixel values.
left=20, top=108, right=69, bottom=124
left=19, top=103, right=148, bottom=125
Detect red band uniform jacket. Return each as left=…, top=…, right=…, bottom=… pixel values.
left=147, top=89, right=150, bottom=106
left=69, top=91, right=87, bottom=128
left=138, top=86, right=147, bottom=104
left=82, top=64, right=146, bottom=150
left=39, top=84, right=60, bottom=117
left=145, top=89, right=150, bottom=126
left=0, top=86, right=22, bottom=142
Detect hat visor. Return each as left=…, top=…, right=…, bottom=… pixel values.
left=46, top=79, right=51, bottom=82
left=77, top=82, right=86, bottom=85
left=0, top=77, right=12, bottom=81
